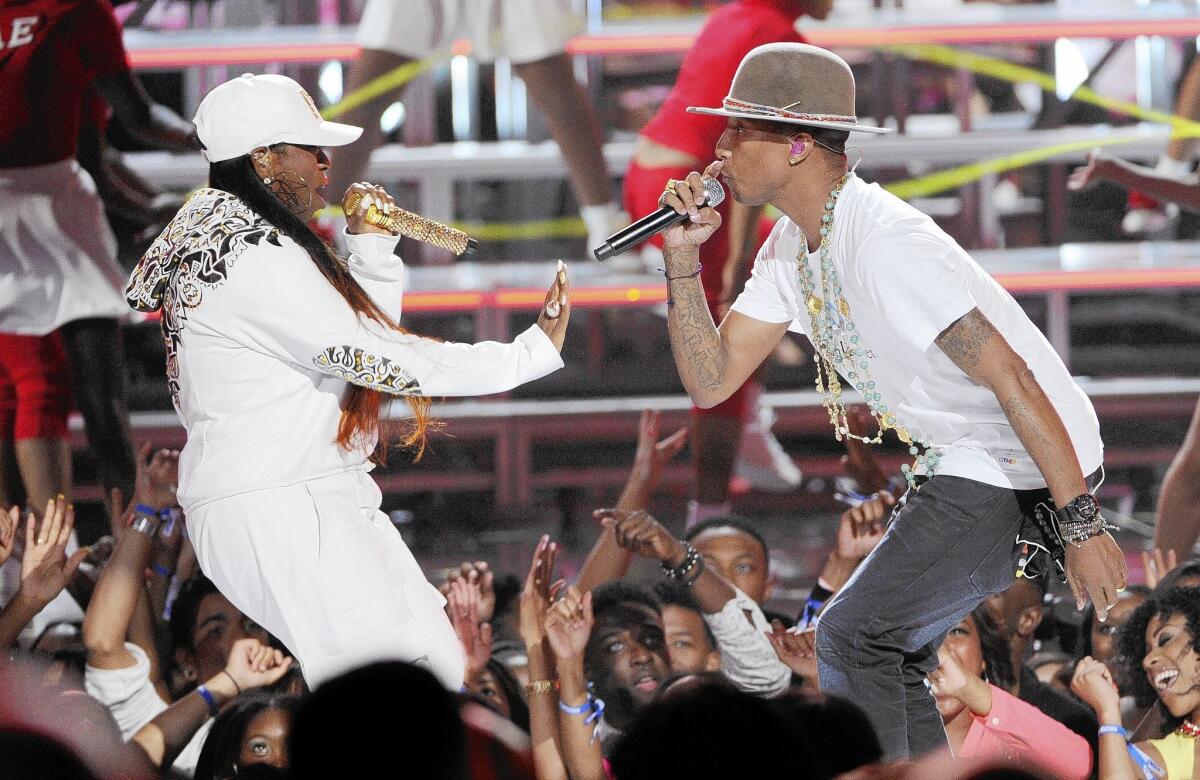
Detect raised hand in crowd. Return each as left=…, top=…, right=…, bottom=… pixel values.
left=577, top=409, right=688, bottom=594
left=519, top=535, right=563, bottom=652
left=444, top=559, right=496, bottom=624
left=448, top=576, right=494, bottom=685
left=766, top=621, right=818, bottom=686
left=0, top=497, right=89, bottom=647
left=133, top=637, right=292, bottom=768
left=0, top=505, right=16, bottom=568
left=135, top=442, right=180, bottom=512
left=545, top=586, right=606, bottom=780
left=517, top=535, right=570, bottom=780
left=928, top=646, right=992, bottom=718
left=622, top=409, right=689, bottom=511
left=1141, top=547, right=1178, bottom=589
left=1069, top=655, right=1122, bottom=725
left=21, top=496, right=88, bottom=601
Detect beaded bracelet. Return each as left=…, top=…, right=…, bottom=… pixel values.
left=196, top=684, right=221, bottom=718
left=661, top=542, right=702, bottom=583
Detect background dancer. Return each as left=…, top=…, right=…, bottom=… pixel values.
left=125, top=74, right=571, bottom=691
left=656, top=43, right=1127, bottom=758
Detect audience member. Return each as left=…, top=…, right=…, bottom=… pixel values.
left=985, top=577, right=1098, bottom=743
left=602, top=509, right=791, bottom=696
left=930, top=607, right=1092, bottom=780
left=653, top=580, right=722, bottom=674
left=609, top=681, right=826, bottom=779
left=192, top=693, right=300, bottom=780
left=288, top=661, right=467, bottom=780
left=1072, top=586, right=1200, bottom=780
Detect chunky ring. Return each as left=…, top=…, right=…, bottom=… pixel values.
left=544, top=299, right=562, bottom=319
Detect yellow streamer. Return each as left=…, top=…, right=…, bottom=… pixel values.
left=877, top=44, right=1200, bottom=198
left=321, top=57, right=439, bottom=120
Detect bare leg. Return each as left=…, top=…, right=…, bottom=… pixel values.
left=1167, top=58, right=1200, bottom=163
left=1154, top=399, right=1200, bottom=559
left=14, top=437, right=71, bottom=512
left=326, top=49, right=418, bottom=200
left=514, top=53, right=612, bottom=207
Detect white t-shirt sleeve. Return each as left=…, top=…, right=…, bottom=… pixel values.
left=853, top=232, right=978, bottom=353
left=84, top=642, right=168, bottom=740
left=172, top=718, right=214, bottom=778
left=729, top=226, right=799, bottom=326
left=343, top=229, right=405, bottom=323
left=221, top=238, right=564, bottom=397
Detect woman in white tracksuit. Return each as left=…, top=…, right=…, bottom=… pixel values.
left=125, top=74, right=570, bottom=690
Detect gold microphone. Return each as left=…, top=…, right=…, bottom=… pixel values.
left=342, top=191, right=478, bottom=256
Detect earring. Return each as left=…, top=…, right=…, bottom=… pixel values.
left=262, top=176, right=273, bottom=185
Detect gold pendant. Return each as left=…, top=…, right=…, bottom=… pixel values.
left=838, top=297, right=851, bottom=317
left=806, top=295, right=823, bottom=315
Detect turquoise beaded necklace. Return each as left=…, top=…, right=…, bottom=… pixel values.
left=795, top=172, right=939, bottom=489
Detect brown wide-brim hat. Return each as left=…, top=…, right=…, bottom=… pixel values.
left=688, top=42, right=892, bottom=134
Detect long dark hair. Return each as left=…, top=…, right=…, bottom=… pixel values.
left=193, top=693, right=301, bottom=780
left=207, top=148, right=432, bottom=459
left=969, top=605, right=1015, bottom=691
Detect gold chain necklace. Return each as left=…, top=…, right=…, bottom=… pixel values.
left=795, top=173, right=938, bottom=489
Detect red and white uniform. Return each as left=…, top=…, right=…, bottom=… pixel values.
left=0, top=0, right=131, bottom=336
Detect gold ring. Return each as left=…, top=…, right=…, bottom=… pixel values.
left=36, top=538, right=46, bottom=545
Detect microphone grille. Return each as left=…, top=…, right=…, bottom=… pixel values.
left=702, top=177, right=726, bottom=208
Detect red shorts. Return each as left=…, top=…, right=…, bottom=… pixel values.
left=624, top=161, right=772, bottom=421
left=0, top=332, right=72, bottom=440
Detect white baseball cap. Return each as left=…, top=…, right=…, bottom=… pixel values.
left=193, top=73, right=363, bottom=163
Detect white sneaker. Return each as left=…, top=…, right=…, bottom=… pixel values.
left=735, top=397, right=802, bottom=492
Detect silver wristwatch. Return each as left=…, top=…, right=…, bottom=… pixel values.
left=1053, top=494, right=1108, bottom=547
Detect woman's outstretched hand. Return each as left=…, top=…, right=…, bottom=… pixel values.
left=537, top=260, right=571, bottom=352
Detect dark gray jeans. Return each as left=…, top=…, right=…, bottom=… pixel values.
left=815, top=473, right=1063, bottom=760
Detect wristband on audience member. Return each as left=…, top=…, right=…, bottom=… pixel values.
left=559, top=692, right=607, bottom=743
left=1098, top=724, right=1128, bottom=739
left=151, top=563, right=173, bottom=578
left=196, top=684, right=221, bottom=718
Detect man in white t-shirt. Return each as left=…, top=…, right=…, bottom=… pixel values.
left=653, top=43, right=1127, bottom=759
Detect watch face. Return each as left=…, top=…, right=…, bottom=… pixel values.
left=1069, top=494, right=1100, bottom=521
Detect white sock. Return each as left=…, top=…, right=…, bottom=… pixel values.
left=580, top=202, right=625, bottom=249
left=1156, top=156, right=1193, bottom=176
left=686, top=500, right=734, bottom=531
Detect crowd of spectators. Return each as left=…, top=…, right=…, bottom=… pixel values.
left=0, top=408, right=1196, bottom=779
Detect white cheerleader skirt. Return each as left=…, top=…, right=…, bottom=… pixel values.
left=0, top=159, right=128, bottom=335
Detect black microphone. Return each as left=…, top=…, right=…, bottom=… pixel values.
left=592, top=178, right=725, bottom=262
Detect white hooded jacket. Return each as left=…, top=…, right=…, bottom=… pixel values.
left=127, top=188, right=563, bottom=510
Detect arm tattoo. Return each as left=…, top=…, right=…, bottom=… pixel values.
left=935, top=307, right=998, bottom=376
left=665, top=251, right=727, bottom=393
